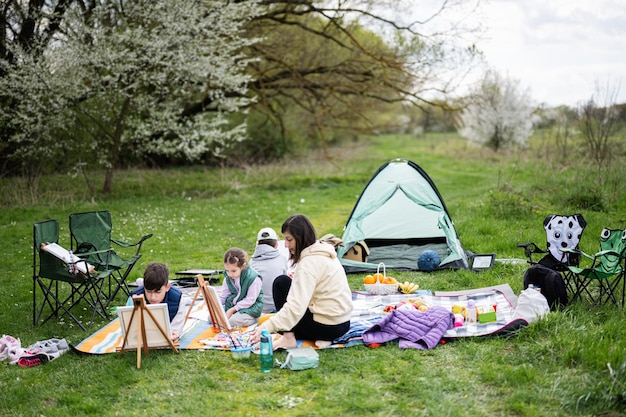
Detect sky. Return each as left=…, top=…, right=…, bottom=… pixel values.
left=474, top=0, right=626, bottom=107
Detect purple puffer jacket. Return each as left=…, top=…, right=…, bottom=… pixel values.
left=362, top=306, right=454, bottom=350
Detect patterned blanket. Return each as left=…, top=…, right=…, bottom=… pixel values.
left=349, top=286, right=527, bottom=340
left=73, top=285, right=527, bottom=354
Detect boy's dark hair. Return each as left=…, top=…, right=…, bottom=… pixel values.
left=143, top=262, right=170, bottom=291
left=258, top=238, right=278, bottom=247
left=282, top=214, right=316, bottom=263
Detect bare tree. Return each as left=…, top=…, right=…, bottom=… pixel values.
left=192, top=0, right=485, bottom=156
left=578, top=79, right=622, bottom=171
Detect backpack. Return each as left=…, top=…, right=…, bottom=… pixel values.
left=513, top=288, right=550, bottom=323
left=523, top=264, right=568, bottom=310
left=278, top=347, right=319, bottom=371
left=319, top=234, right=344, bottom=252
left=342, top=240, right=370, bottom=263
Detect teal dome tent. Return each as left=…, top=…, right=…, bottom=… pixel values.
left=338, top=159, right=469, bottom=273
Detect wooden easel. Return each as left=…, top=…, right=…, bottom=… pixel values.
left=117, top=295, right=179, bottom=369
left=184, top=275, right=231, bottom=333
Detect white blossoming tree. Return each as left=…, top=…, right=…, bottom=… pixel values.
left=457, top=70, right=535, bottom=152
left=0, top=0, right=260, bottom=193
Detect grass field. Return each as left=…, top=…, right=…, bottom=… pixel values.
left=0, top=133, right=625, bottom=416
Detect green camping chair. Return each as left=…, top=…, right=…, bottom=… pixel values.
left=605, top=229, right=626, bottom=308
left=33, top=219, right=112, bottom=330
left=69, top=210, right=153, bottom=306
left=565, top=228, right=626, bottom=307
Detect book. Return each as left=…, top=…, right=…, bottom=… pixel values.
left=41, top=242, right=93, bottom=275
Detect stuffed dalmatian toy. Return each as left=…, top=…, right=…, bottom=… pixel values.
left=544, top=214, right=586, bottom=264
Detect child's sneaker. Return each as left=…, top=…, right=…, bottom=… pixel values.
left=26, top=338, right=69, bottom=361
left=27, top=339, right=58, bottom=354
left=17, top=353, right=49, bottom=367
left=0, top=335, right=20, bottom=362
left=1, top=335, right=28, bottom=365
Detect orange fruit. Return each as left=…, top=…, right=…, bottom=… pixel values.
left=372, top=272, right=384, bottom=282
left=384, top=276, right=397, bottom=284
left=363, top=274, right=376, bottom=284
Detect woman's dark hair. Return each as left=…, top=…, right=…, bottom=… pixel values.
left=281, top=214, right=316, bottom=262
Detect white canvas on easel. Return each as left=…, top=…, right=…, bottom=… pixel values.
left=205, top=285, right=232, bottom=331
left=184, top=275, right=231, bottom=332
left=117, top=303, right=173, bottom=349
left=116, top=296, right=179, bottom=369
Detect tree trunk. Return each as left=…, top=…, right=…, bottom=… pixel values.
left=103, top=167, right=113, bottom=194
left=101, top=96, right=131, bottom=194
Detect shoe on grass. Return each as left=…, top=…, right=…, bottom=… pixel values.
left=0, top=335, right=21, bottom=362
left=17, top=353, right=49, bottom=368
left=26, top=338, right=70, bottom=361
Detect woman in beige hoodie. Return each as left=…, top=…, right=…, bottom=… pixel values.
left=250, top=214, right=353, bottom=349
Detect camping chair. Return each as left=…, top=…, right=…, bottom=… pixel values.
left=69, top=210, right=153, bottom=306
left=564, top=228, right=626, bottom=307
left=33, top=219, right=112, bottom=331
left=615, top=238, right=626, bottom=308
left=608, top=231, right=626, bottom=308
left=517, top=214, right=586, bottom=298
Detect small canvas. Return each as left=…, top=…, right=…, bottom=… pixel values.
left=117, top=303, right=173, bottom=349
left=205, top=285, right=232, bottom=331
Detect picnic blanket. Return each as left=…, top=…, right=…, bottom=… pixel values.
left=351, top=284, right=528, bottom=340
left=73, top=285, right=527, bottom=354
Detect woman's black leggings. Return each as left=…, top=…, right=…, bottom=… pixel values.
left=272, top=275, right=350, bottom=341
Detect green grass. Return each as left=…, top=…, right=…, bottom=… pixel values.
left=1, top=133, right=625, bottom=416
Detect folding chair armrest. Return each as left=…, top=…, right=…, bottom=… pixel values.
left=110, top=238, right=133, bottom=248
left=111, top=233, right=153, bottom=249
left=76, top=247, right=115, bottom=258
left=592, top=249, right=622, bottom=259
left=112, top=233, right=153, bottom=257
left=75, top=247, right=117, bottom=272
left=516, top=242, right=546, bottom=259
left=563, top=248, right=594, bottom=260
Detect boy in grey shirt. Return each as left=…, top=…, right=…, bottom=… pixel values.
left=250, top=227, right=288, bottom=313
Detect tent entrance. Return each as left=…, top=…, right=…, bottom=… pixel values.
left=365, top=239, right=450, bottom=271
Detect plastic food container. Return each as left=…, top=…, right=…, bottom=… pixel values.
left=231, top=346, right=252, bottom=360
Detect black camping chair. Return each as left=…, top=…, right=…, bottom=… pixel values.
left=517, top=213, right=587, bottom=300
left=69, top=210, right=153, bottom=306
left=33, top=219, right=112, bottom=330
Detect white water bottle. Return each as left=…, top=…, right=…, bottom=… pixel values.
left=466, top=299, right=477, bottom=323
